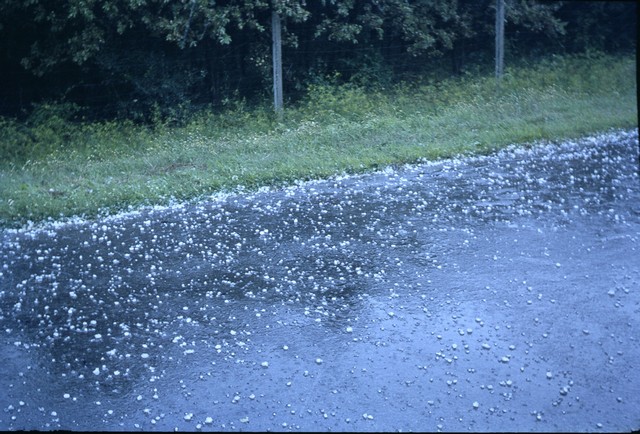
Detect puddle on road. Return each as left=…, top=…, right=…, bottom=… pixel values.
left=1, top=129, right=639, bottom=431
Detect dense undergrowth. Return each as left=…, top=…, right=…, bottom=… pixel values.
left=0, top=53, right=637, bottom=228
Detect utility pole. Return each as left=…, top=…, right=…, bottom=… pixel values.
left=272, top=11, right=284, bottom=118
left=495, top=0, right=505, bottom=82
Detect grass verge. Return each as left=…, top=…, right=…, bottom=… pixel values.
left=0, top=53, right=637, bottom=229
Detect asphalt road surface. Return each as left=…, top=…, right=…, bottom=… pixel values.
left=1, top=129, right=639, bottom=432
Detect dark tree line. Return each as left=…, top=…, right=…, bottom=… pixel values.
left=0, top=0, right=635, bottom=121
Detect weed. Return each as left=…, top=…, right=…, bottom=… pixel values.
left=0, top=54, right=636, bottom=228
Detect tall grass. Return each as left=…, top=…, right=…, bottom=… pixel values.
left=0, top=53, right=636, bottom=228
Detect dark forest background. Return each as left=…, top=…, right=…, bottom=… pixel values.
left=0, top=0, right=636, bottom=122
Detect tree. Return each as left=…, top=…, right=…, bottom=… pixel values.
left=0, top=0, right=635, bottom=120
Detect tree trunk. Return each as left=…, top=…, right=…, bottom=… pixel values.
left=272, top=11, right=284, bottom=116
left=495, top=0, right=505, bottom=81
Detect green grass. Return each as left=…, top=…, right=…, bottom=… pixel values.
left=0, top=53, right=637, bottom=229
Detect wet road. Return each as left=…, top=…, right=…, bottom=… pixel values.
left=1, top=129, right=639, bottom=432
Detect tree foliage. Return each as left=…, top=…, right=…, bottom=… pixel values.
left=0, top=0, right=635, bottom=121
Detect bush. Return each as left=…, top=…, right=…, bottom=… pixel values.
left=0, top=103, right=82, bottom=164
left=300, top=83, right=386, bottom=123
left=0, top=117, right=34, bottom=164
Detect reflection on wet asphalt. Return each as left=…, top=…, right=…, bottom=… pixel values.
left=1, top=129, right=639, bottom=431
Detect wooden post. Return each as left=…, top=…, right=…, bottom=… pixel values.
left=272, top=11, right=284, bottom=118
left=495, top=0, right=505, bottom=82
